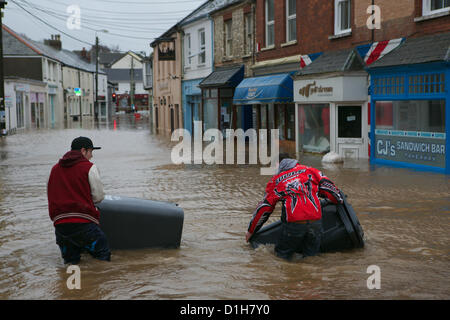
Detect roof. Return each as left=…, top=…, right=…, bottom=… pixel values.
left=152, top=0, right=245, bottom=46
left=2, top=25, right=105, bottom=74
left=108, top=51, right=145, bottom=67
left=199, top=64, right=244, bottom=87
left=95, top=52, right=126, bottom=66
left=368, top=32, right=450, bottom=68
left=104, top=68, right=143, bottom=82
left=296, top=48, right=364, bottom=77
left=2, top=25, right=41, bottom=56
left=179, top=0, right=243, bottom=26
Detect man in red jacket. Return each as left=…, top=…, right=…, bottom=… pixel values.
left=246, top=154, right=343, bottom=260
left=47, top=136, right=110, bottom=264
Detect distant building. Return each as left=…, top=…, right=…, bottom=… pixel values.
left=2, top=25, right=108, bottom=132
left=105, top=51, right=148, bottom=112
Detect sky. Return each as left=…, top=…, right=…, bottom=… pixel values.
left=3, top=0, right=206, bottom=56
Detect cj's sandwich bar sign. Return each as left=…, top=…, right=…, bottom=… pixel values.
left=375, top=130, right=446, bottom=168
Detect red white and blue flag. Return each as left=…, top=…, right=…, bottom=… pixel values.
left=357, top=38, right=405, bottom=66
left=300, top=52, right=323, bottom=69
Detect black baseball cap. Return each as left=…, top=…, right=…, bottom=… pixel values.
left=71, top=136, right=101, bottom=150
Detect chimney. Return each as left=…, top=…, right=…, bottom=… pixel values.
left=44, top=34, right=62, bottom=50
left=81, top=47, right=90, bottom=62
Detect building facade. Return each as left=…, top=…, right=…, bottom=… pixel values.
left=3, top=26, right=108, bottom=132
left=151, top=27, right=183, bottom=135
left=4, top=77, right=47, bottom=133
left=180, top=1, right=216, bottom=136
left=199, top=0, right=255, bottom=134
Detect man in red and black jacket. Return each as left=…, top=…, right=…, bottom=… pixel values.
left=246, top=154, right=343, bottom=260
left=47, top=136, right=110, bottom=264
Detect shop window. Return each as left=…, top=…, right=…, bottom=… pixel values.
left=276, top=105, right=286, bottom=140
left=274, top=104, right=295, bottom=141
left=203, top=98, right=218, bottom=131
left=375, top=100, right=445, bottom=133
left=265, top=0, right=275, bottom=47
left=16, top=93, right=24, bottom=128
left=334, top=0, right=351, bottom=35
left=220, top=100, right=232, bottom=135
left=286, top=105, right=295, bottom=140
left=375, top=101, right=393, bottom=128
left=260, top=105, right=268, bottom=129
left=298, top=104, right=330, bottom=153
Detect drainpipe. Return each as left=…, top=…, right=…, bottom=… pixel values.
left=371, top=0, right=375, bottom=43
left=251, top=0, right=256, bottom=70
left=78, top=69, right=82, bottom=126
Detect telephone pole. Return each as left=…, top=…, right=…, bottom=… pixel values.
left=95, top=35, right=99, bottom=121
left=130, top=55, right=135, bottom=112
left=0, top=1, right=7, bottom=136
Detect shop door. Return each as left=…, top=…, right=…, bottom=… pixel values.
left=336, top=105, right=363, bottom=159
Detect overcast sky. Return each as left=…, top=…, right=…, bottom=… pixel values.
left=3, top=0, right=206, bottom=56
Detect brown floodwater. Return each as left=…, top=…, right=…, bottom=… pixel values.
left=0, top=114, right=449, bottom=299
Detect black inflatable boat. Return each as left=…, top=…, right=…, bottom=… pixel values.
left=249, top=191, right=364, bottom=253
left=96, top=195, right=184, bottom=250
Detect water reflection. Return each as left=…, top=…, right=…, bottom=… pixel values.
left=0, top=114, right=449, bottom=299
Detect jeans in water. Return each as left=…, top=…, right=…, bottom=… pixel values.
left=275, top=220, right=323, bottom=261
left=55, top=223, right=111, bottom=264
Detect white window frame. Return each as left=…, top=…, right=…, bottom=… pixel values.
left=244, top=13, right=253, bottom=55
left=422, top=0, right=450, bottom=16
left=286, top=0, right=297, bottom=43
left=198, top=28, right=206, bottom=65
left=265, top=0, right=275, bottom=47
left=334, top=0, right=351, bottom=35
left=225, top=19, right=233, bottom=57
left=185, top=33, right=192, bottom=68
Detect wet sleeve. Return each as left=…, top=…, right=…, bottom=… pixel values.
left=89, top=164, right=105, bottom=204
left=247, top=179, right=280, bottom=235
left=316, top=170, right=343, bottom=204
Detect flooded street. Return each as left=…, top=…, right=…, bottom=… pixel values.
left=0, top=114, right=449, bottom=300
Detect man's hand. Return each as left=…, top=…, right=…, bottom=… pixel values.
left=245, top=231, right=253, bottom=242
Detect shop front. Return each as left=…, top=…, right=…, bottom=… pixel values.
left=199, top=65, right=244, bottom=134
left=182, top=78, right=202, bottom=135
left=232, top=72, right=295, bottom=151
left=368, top=32, right=449, bottom=174
left=369, top=64, right=448, bottom=173
left=294, top=71, right=369, bottom=158
left=293, top=48, right=370, bottom=159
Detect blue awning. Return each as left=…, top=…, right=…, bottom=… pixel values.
left=232, top=73, right=294, bottom=105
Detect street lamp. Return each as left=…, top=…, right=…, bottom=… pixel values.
left=0, top=1, right=7, bottom=136
left=95, top=29, right=108, bottom=121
